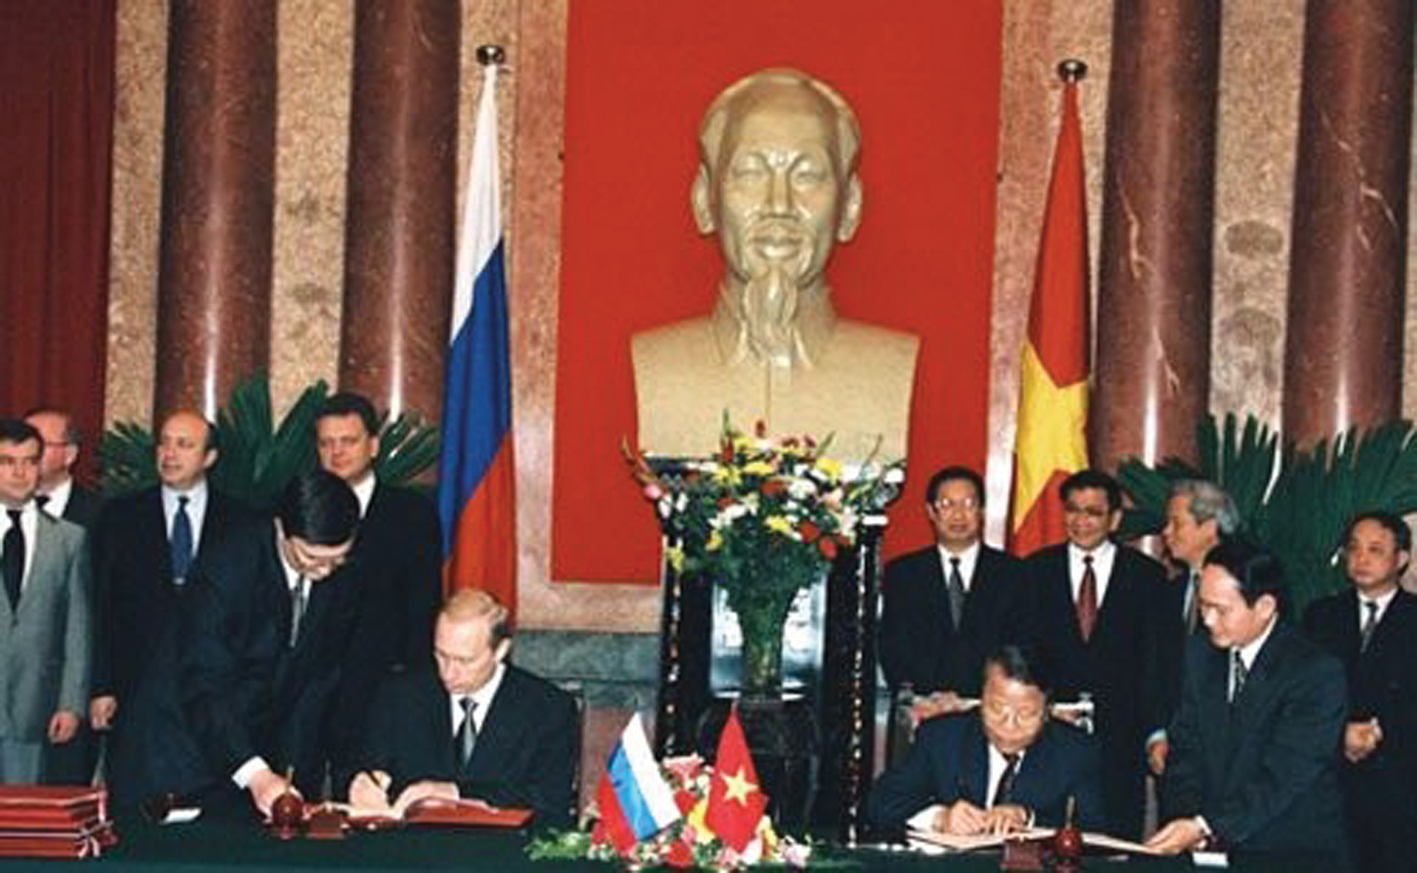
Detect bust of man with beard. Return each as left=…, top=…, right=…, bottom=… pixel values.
left=632, top=68, right=919, bottom=462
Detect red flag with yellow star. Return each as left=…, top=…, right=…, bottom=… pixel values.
left=705, top=706, right=767, bottom=852
left=1008, top=72, right=1090, bottom=556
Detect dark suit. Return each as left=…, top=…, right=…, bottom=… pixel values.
left=354, top=664, right=577, bottom=827
left=181, top=518, right=360, bottom=803
left=867, top=713, right=1103, bottom=833
left=1304, top=589, right=1417, bottom=872
left=879, top=544, right=1028, bottom=696
left=56, top=485, right=102, bottom=530
left=91, top=486, right=253, bottom=805
left=327, top=483, right=441, bottom=774
left=1161, top=622, right=1348, bottom=857
left=1149, top=568, right=1209, bottom=740
left=1025, top=542, right=1167, bottom=838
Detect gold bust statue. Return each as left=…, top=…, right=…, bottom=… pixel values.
left=632, top=68, right=919, bottom=461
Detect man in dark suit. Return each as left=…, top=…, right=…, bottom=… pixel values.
left=182, top=470, right=361, bottom=816
left=868, top=645, right=1103, bottom=835
left=24, top=407, right=103, bottom=784
left=1150, top=541, right=1348, bottom=860
left=879, top=466, right=1028, bottom=713
left=0, top=419, right=91, bottom=783
left=314, top=392, right=442, bottom=778
left=1149, top=479, right=1240, bottom=776
left=1303, top=512, right=1416, bottom=872
left=346, top=589, right=577, bottom=827
left=24, top=408, right=102, bottom=530
left=90, top=411, right=253, bottom=807
left=1025, top=469, right=1167, bottom=839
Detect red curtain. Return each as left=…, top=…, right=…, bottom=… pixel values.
left=552, top=1, right=1004, bottom=582
left=0, top=0, right=116, bottom=480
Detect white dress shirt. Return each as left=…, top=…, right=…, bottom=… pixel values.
left=162, top=479, right=209, bottom=555
left=937, top=541, right=982, bottom=593
left=351, top=474, right=376, bottom=519
left=1068, top=540, right=1117, bottom=608
left=1357, top=587, right=1398, bottom=629
left=38, top=478, right=73, bottom=519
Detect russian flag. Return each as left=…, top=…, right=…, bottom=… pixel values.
left=592, top=714, right=681, bottom=854
left=437, top=59, right=517, bottom=609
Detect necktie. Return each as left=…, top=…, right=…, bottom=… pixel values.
left=1230, top=650, right=1248, bottom=703
left=947, top=556, right=966, bottom=630
left=1184, top=571, right=1201, bottom=635
left=170, top=496, right=194, bottom=583
left=1359, top=600, right=1379, bottom=653
left=992, top=753, right=1020, bottom=807
left=2, top=510, right=24, bottom=611
left=1076, top=555, right=1098, bottom=642
left=289, top=576, right=308, bottom=647
left=457, top=697, right=478, bottom=769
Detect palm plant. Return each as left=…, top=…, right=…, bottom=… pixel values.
left=1116, top=413, right=1417, bottom=615
left=97, top=374, right=441, bottom=511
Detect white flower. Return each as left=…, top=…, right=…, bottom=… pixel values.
left=787, top=477, right=818, bottom=500
left=674, top=493, right=688, bottom=513
left=884, top=466, right=905, bottom=484
left=657, top=497, right=673, bottom=519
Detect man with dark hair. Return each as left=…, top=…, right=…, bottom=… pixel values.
left=314, top=392, right=442, bottom=780
left=345, top=589, right=578, bottom=827
left=0, top=419, right=91, bottom=783
left=868, top=645, right=1103, bottom=835
left=181, top=469, right=361, bottom=816
left=23, top=407, right=101, bottom=529
left=1148, top=479, right=1241, bottom=776
left=1303, top=511, right=1416, bottom=872
left=879, top=466, right=1027, bottom=710
left=1025, top=469, right=1167, bottom=839
left=1149, top=541, right=1347, bottom=859
left=91, top=411, right=254, bottom=807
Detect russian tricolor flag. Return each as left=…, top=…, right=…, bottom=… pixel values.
left=592, top=714, right=681, bottom=853
left=437, top=59, right=517, bottom=609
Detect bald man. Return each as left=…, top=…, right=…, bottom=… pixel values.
left=347, top=590, right=578, bottom=827
left=91, top=411, right=255, bottom=807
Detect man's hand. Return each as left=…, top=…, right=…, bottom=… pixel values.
left=248, top=768, right=300, bottom=818
left=392, top=781, right=458, bottom=817
left=910, top=692, right=975, bottom=726
left=348, top=771, right=393, bottom=811
left=90, top=696, right=117, bottom=731
left=47, top=711, right=79, bottom=744
left=982, top=804, right=1031, bottom=835
left=1147, top=738, right=1169, bottom=775
left=1343, top=719, right=1383, bottom=763
left=936, top=799, right=988, bottom=835
left=1145, top=818, right=1207, bottom=855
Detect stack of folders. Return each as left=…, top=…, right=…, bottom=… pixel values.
left=0, top=786, right=116, bottom=859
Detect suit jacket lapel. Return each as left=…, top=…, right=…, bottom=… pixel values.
left=471, top=672, right=517, bottom=777
left=957, top=718, right=989, bottom=806
left=1362, top=590, right=1411, bottom=663
left=17, top=514, right=61, bottom=620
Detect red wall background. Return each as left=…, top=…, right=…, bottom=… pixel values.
left=552, top=1, right=1004, bottom=582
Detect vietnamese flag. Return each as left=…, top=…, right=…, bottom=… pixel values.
left=1008, top=67, right=1090, bottom=556
left=705, top=706, right=767, bottom=852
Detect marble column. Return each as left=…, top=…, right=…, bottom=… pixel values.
left=1283, top=0, right=1412, bottom=447
left=153, top=0, right=276, bottom=420
left=339, top=0, right=459, bottom=421
left=1091, top=1, right=1222, bottom=471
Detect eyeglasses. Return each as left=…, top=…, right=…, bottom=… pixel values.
left=933, top=497, right=981, bottom=513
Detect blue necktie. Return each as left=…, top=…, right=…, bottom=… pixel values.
left=170, top=496, right=193, bottom=583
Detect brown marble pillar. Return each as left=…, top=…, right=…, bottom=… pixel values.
left=339, top=0, right=459, bottom=421
left=153, top=0, right=276, bottom=420
left=1090, top=1, right=1222, bottom=471
left=1283, top=0, right=1412, bottom=447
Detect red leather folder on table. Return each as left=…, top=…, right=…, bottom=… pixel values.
left=347, top=797, right=533, bottom=829
left=0, top=786, right=115, bottom=859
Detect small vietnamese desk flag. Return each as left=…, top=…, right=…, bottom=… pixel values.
left=1008, top=63, right=1091, bottom=556
left=437, top=55, right=517, bottom=610
left=705, top=705, right=767, bottom=852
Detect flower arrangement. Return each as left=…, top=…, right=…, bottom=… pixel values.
left=528, top=755, right=811, bottom=869
left=626, top=420, right=904, bottom=694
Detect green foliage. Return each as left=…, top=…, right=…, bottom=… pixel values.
left=97, top=374, right=441, bottom=511
left=1116, top=413, right=1417, bottom=615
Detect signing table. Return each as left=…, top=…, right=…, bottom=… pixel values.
left=0, top=816, right=1347, bottom=872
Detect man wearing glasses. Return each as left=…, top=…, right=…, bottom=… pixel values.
left=879, top=466, right=1029, bottom=717
left=181, top=470, right=360, bottom=817
left=868, top=645, right=1103, bottom=835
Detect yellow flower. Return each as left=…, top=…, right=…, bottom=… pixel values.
left=706, top=530, right=723, bottom=551
left=687, top=799, right=712, bottom=844
left=742, top=460, right=775, bottom=477
left=712, top=465, right=742, bottom=486
left=665, top=545, right=685, bottom=573
left=764, top=515, right=796, bottom=538
left=814, top=456, right=844, bottom=481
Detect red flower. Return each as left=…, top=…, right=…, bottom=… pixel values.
left=818, top=536, right=839, bottom=560
left=754, top=420, right=768, bottom=438
left=799, top=520, right=821, bottom=542
left=674, top=789, right=697, bottom=815
left=666, top=839, right=695, bottom=868
left=761, top=480, right=787, bottom=496
left=718, top=496, right=735, bottom=510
